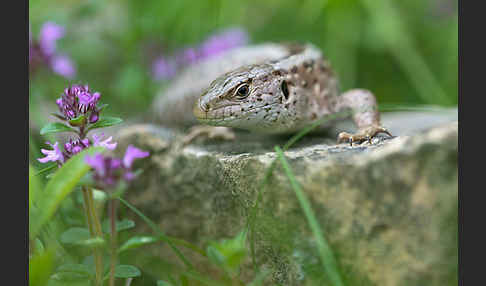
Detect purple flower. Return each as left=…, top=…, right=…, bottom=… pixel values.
left=38, top=142, right=64, bottom=164
left=56, top=84, right=101, bottom=121
left=85, top=153, right=107, bottom=176
left=38, top=139, right=90, bottom=166
left=199, top=28, right=249, bottom=59
left=29, top=21, right=76, bottom=79
left=152, top=56, right=177, bottom=80
left=92, top=133, right=117, bottom=150
left=39, top=22, right=65, bottom=57
left=64, top=138, right=90, bottom=157
left=177, top=47, right=200, bottom=66
left=123, top=145, right=150, bottom=168
left=50, top=55, right=76, bottom=79
left=151, top=27, right=249, bottom=81
left=38, top=134, right=117, bottom=167
left=89, top=111, right=99, bottom=124
left=85, top=145, right=150, bottom=189
left=78, top=91, right=100, bottom=113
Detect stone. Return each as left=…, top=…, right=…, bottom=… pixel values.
left=113, top=108, right=458, bottom=286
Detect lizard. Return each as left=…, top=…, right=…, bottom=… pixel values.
left=152, top=42, right=391, bottom=145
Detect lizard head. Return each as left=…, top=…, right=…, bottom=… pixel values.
left=193, top=63, right=291, bottom=132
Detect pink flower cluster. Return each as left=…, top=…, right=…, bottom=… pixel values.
left=38, top=83, right=149, bottom=190
left=85, top=145, right=149, bottom=189
left=38, top=133, right=117, bottom=166
left=30, top=22, right=76, bottom=79
left=56, top=84, right=101, bottom=123
left=152, top=27, right=249, bottom=80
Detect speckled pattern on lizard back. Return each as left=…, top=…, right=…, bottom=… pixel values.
left=153, top=43, right=391, bottom=145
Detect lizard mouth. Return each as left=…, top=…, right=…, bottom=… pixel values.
left=193, top=100, right=280, bottom=125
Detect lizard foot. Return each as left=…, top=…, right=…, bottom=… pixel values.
left=182, top=125, right=236, bottom=145
left=337, top=125, right=392, bottom=146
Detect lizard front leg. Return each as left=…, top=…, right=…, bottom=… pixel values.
left=335, top=89, right=392, bottom=145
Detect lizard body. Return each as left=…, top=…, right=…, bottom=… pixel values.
left=153, top=43, right=390, bottom=144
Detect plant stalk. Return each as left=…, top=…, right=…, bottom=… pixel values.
left=82, top=186, right=104, bottom=286
left=109, top=199, right=118, bottom=286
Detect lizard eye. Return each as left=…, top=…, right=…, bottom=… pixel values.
left=235, top=83, right=250, bottom=99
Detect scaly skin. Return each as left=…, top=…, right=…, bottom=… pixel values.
left=153, top=43, right=391, bottom=145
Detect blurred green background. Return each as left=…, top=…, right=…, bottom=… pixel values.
left=29, top=0, right=457, bottom=161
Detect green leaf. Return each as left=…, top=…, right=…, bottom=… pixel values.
left=206, top=246, right=225, bottom=266
left=79, top=237, right=106, bottom=248
left=88, top=117, right=123, bottom=131
left=114, top=265, right=141, bottom=278
left=40, top=122, right=76, bottom=135
left=29, top=146, right=105, bottom=239
left=51, top=272, right=91, bottom=282
left=60, top=228, right=105, bottom=248
left=69, top=115, right=87, bottom=126
left=206, top=230, right=247, bottom=276
left=34, top=164, right=57, bottom=177
left=102, top=219, right=135, bottom=233
left=29, top=249, right=55, bottom=286
left=83, top=255, right=110, bottom=274
left=33, top=238, right=45, bottom=255
left=118, top=236, right=159, bottom=253
left=60, top=227, right=91, bottom=244
left=29, top=166, right=42, bottom=236
left=157, top=281, right=174, bottom=286
left=29, top=165, right=43, bottom=210
left=56, top=264, right=92, bottom=276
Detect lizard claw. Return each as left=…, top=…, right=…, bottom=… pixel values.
left=182, top=125, right=236, bottom=146
left=337, top=125, right=392, bottom=146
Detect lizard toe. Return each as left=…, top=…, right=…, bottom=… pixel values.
left=337, top=125, right=392, bottom=146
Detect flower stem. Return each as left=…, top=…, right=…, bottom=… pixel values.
left=79, top=125, right=86, bottom=140
left=82, top=186, right=104, bottom=286
left=87, top=188, right=103, bottom=239
left=109, top=199, right=118, bottom=286
left=82, top=189, right=94, bottom=235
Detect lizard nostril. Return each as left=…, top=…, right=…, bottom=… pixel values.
left=194, top=99, right=209, bottom=119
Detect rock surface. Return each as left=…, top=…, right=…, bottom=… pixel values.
left=113, top=108, right=458, bottom=286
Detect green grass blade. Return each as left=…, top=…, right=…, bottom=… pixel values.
left=246, top=110, right=351, bottom=270
left=30, top=146, right=105, bottom=240
left=275, top=146, right=344, bottom=286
